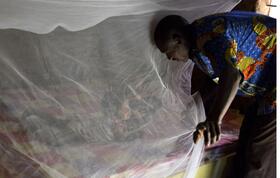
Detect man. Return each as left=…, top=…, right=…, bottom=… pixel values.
left=154, top=11, right=276, bottom=178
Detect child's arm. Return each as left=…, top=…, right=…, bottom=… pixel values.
left=193, top=62, right=242, bottom=146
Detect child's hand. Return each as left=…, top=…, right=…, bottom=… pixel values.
left=193, top=120, right=221, bottom=146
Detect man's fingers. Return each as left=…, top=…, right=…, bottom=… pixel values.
left=209, top=122, right=217, bottom=144
left=194, top=121, right=221, bottom=146
left=193, top=125, right=206, bottom=144
left=203, top=124, right=210, bottom=146
left=196, top=123, right=207, bottom=131
left=193, top=131, right=199, bottom=144
left=215, top=124, right=221, bottom=142
left=193, top=130, right=203, bottom=144
left=193, top=122, right=206, bottom=143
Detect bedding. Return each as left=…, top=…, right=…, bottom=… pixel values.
left=0, top=62, right=205, bottom=178
left=0, top=90, right=241, bottom=178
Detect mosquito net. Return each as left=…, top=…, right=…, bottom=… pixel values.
left=0, top=0, right=239, bottom=178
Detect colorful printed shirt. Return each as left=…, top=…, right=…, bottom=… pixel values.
left=191, top=11, right=276, bottom=114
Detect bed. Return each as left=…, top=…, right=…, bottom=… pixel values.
left=0, top=91, right=242, bottom=178
left=0, top=59, right=242, bottom=178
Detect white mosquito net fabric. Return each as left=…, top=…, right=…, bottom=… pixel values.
left=0, top=1, right=239, bottom=178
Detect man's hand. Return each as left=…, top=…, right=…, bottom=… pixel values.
left=192, top=62, right=241, bottom=146
left=193, top=120, right=221, bottom=146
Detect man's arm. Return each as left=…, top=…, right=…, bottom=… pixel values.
left=191, top=65, right=219, bottom=115
left=193, top=62, right=242, bottom=146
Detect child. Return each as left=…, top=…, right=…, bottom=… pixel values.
left=154, top=11, right=276, bottom=178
